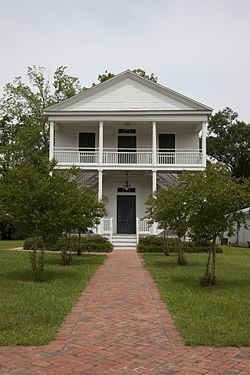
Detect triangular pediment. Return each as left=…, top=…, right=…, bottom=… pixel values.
left=45, top=70, right=212, bottom=113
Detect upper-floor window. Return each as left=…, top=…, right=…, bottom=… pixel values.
left=79, top=132, right=95, bottom=150
left=159, top=133, right=175, bottom=151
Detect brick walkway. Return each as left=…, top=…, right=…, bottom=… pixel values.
left=0, top=251, right=250, bottom=375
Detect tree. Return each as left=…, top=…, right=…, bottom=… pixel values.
left=183, top=164, right=249, bottom=286
left=132, top=68, right=157, bottom=82
left=72, top=186, right=106, bottom=255
left=0, top=160, right=107, bottom=276
left=207, top=107, right=250, bottom=179
left=146, top=183, right=189, bottom=265
left=97, top=70, right=115, bottom=83
left=0, top=66, right=83, bottom=174
left=95, top=68, right=157, bottom=85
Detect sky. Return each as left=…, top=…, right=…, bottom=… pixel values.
left=1, top=0, right=250, bottom=121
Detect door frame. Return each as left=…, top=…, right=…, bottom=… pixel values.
left=116, top=194, right=136, bottom=234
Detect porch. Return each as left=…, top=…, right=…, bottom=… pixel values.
left=50, top=120, right=207, bottom=171
left=53, top=147, right=202, bottom=168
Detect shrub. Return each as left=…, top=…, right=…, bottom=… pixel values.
left=137, top=236, right=223, bottom=254
left=61, top=249, right=73, bottom=266
left=23, top=237, right=44, bottom=250
left=23, top=234, right=113, bottom=253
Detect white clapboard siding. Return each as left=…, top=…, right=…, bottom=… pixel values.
left=55, top=123, right=199, bottom=150
left=66, top=78, right=193, bottom=111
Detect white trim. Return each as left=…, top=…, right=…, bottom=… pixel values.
left=47, top=114, right=210, bottom=123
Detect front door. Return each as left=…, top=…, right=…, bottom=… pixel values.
left=158, top=133, right=175, bottom=164
left=117, top=195, right=136, bottom=234
left=79, top=132, right=95, bottom=163
left=118, top=136, right=136, bottom=163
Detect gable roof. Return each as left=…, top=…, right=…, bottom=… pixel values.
left=45, top=70, right=213, bottom=114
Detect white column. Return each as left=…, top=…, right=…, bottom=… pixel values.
left=49, top=121, right=54, bottom=161
left=152, top=170, right=157, bottom=235
left=99, top=121, right=103, bottom=165
left=98, top=169, right=103, bottom=201
left=97, top=169, right=103, bottom=234
left=152, top=170, right=157, bottom=193
left=201, top=121, right=207, bottom=167
left=152, top=121, right=157, bottom=166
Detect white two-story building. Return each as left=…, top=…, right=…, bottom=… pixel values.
left=45, top=70, right=212, bottom=248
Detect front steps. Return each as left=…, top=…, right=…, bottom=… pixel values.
left=112, top=234, right=137, bottom=250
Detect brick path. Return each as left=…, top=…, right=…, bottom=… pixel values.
left=0, top=251, right=250, bottom=375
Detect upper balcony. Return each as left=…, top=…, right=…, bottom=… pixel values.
left=54, top=147, right=203, bottom=170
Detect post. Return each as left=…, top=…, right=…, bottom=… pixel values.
left=201, top=121, right=207, bottom=167
left=110, top=217, right=113, bottom=242
left=152, top=170, right=157, bottom=193
left=152, top=121, right=157, bottom=166
left=136, top=217, right=139, bottom=244
left=97, top=169, right=103, bottom=234
left=49, top=121, right=54, bottom=161
left=98, top=169, right=103, bottom=201
left=99, top=121, right=103, bottom=165
left=152, top=170, right=157, bottom=235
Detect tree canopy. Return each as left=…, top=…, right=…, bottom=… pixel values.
left=146, top=183, right=189, bottom=265
left=0, top=66, right=83, bottom=175
left=0, top=66, right=158, bottom=175
left=207, top=107, right=250, bottom=179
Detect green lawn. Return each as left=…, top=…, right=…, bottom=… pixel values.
left=142, top=246, right=250, bottom=347
left=0, top=240, right=24, bottom=250
left=0, top=250, right=104, bottom=345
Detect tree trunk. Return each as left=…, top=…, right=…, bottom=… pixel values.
left=77, top=230, right=81, bottom=256
left=164, top=230, right=169, bottom=256
left=210, top=237, right=217, bottom=285
left=205, top=246, right=212, bottom=277
left=177, top=235, right=187, bottom=266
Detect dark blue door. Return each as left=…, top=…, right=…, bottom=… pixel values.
left=117, top=195, right=136, bottom=233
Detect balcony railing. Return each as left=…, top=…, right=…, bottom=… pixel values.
left=54, top=147, right=202, bottom=166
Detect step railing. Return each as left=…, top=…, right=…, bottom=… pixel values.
left=101, top=217, right=113, bottom=242
left=136, top=218, right=152, bottom=243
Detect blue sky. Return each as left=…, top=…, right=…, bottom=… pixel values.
left=1, top=0, right=250, bottom=121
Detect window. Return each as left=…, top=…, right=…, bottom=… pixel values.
left=117, top=187, right=136, bottom=193
left=118, top=129, right=136, bottom=134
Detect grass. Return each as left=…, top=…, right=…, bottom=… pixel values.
left=142, top=246, right=250, bottom=347
left=0, top=240, right=24, bottom=250
left=0, top=250, right=104, bottom=345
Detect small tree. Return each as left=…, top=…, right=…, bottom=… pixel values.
left=0, top=161, right=87, bottom=277
left=146, top=183, right=189, bottom=265
left=73, top=187, right=106, bottom=255
left=183, top=164, right=248, bottom=286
